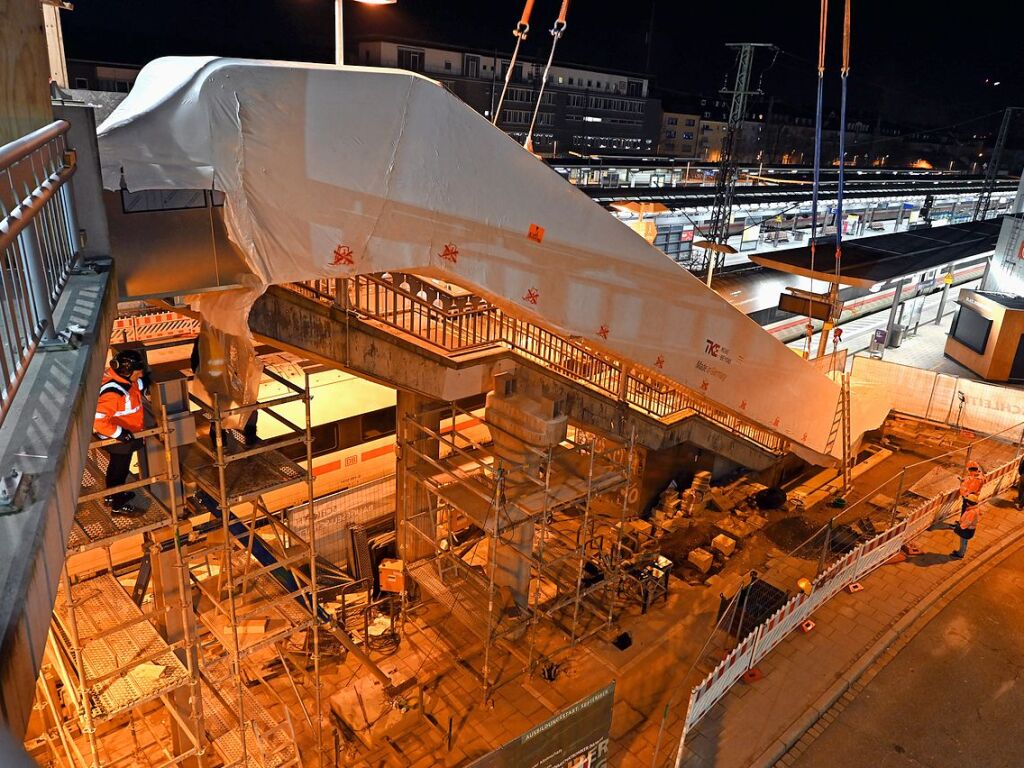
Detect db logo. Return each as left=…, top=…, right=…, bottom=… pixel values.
left=705, top=339, right=721, bottom=357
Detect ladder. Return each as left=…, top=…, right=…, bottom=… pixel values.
left=840, top=372, right=853, bottom=491
left=824, top=373, right=853, bottom=493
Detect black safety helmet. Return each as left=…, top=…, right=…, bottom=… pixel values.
left=112, top=349, right=145, bottom=377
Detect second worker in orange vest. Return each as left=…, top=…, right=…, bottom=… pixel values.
left=959, top=461, right=985, bottom=512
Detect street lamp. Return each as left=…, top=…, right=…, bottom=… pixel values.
left=335, top=0, right=397, bottom=67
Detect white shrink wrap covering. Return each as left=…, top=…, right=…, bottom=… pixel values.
left=98, top=57, right=868, bottom=454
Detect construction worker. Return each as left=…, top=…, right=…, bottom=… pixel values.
left=190, top=335, right=258, bottom=447
left=93, top=349, right=147, bottom=514
left=950, top=493, right=981, bottom=559
left=1016, top=456, right=1024, bottom=510
left=959, top=460, right=985, bottom=513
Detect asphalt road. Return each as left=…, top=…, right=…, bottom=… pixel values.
left=789, top=542, right=1024, bottom=768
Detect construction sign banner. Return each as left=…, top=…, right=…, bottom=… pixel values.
left=468, top=683, right=615, bottom=768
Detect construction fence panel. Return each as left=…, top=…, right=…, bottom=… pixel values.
left=851, top=357, right=1024, bottom=438
left=957, top=379, right=1024, bottom=437
left=850, top=356, right=938, bottom=419
left=684, top=455, right=1022, bottom=735
left=925, top=373, right=959, bottom=423
left=852, top=520, right=909, bottom=582
left=749, top=593, right=812, bottom=661
left=684, top=628, right=761, bottom=729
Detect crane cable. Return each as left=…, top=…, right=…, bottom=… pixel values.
left=834, top=0, right=851, bottom=283
left=826, top=0, right=851, bottom=364
left=524, top=0, right=570, bottom=153
left=804, top=0, right=829, bottom=358
left=492, top=0, right=536, bottom=126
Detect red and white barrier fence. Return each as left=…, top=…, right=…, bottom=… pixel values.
left=681, top=452, right=1020, bottom=738
left=112, top=310, right=200, bottom=344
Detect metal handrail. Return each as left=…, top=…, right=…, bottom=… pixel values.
left=289, top=274, right=787, bottom=454
left=0, top=120, right=79, bottom=424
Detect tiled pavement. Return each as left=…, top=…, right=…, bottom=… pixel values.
left=673, top=490, right=1024, bottom=768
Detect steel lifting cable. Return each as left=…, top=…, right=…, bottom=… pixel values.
left=834, top=0, right=851, bottom=289
left=524, top=0, right=570, bottom=152
left=805, top=0, right=829, bottom=358
left=493, top=0, right=536, bottom=125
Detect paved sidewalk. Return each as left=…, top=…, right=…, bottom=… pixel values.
left=673, top=490, right=1024, bottom=768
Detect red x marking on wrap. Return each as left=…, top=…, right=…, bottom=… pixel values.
left=523, top=288, right=540, bottom=304
left=331, top=244, right=354, bottom=266
left=439, top=243, right=459, bottom=263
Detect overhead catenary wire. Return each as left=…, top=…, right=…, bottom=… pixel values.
left=524, top=0, right=570, bottom=152
left=492, top=0, right=535, bottom=126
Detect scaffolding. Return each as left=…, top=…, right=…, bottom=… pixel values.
left=29, top=398, right=205, bottom=768
left=28, top=359, right=324, bottom=768
left=398, top=401, right=638, bottom=698
left=182, top=366, right=321, bottom=768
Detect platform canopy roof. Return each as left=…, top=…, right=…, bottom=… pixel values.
left=750, top=219, right=1002, bottom=289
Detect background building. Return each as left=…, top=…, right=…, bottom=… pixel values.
left=357, top=38, right=661, bottom=156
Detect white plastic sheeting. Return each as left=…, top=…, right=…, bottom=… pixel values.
left=97, top=57, right=850, bottom=453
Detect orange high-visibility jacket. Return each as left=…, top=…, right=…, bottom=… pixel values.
left=93, top=367, right=144, bottom=439
left=959, top=473, right=984, bottom=498
left=960, top=504, right=981, bottom=530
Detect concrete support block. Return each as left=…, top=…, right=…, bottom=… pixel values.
left=712, top=534, right=737, bottom=558
left=688, top=548, right=714, bottom=574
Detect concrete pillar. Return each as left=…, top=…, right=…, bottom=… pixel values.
left=484, top=373, right=567, bottom=608
left=146, top=372, right=195, bottom=508
left=396, top=390, right=442, bottom=563
left=150, top=537, right=202, bottom=767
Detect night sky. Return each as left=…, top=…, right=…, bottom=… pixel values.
left=62, top=1, right=1021, bottom=131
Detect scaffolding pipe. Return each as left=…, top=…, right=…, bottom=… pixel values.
left=302, top=371, right=325, bottom=762
left=158, top=400, right=206, bottom=766
left=212, top=393, right=250, bottom=767
left=59, top=562, right=101, bottom=768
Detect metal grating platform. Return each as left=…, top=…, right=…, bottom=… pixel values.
left=67, top=495, right=170, bottom=553
left=411, top=447, right=627, bottom=533
left=71, top=448, right=172, bottom=551
left=407, top=561, right=492, bottom=642
left=201, top=677, right=298, bottom=768
left=183, top=446, right=307, bottom=505
left=51, top=574, right=191, bottom=722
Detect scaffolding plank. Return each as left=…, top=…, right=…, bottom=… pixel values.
left=52, top=574, right=191, bottom=722
left=411, top=447, right=627, bottom=532
left=201, top=678, right=298, bottom=768
left=407, top=561, right=491, bottom=641
left=67, top=492, right=171, bottom=553
left=183, top=446, right=307, bottom=505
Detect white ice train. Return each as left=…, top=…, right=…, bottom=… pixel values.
left=251, top=359, right=490, bottom=510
